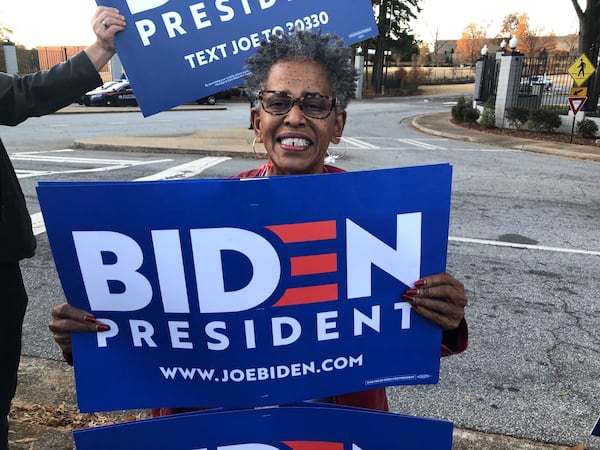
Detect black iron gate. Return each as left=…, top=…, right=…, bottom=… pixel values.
left=478, top=56, right=500, bottom=102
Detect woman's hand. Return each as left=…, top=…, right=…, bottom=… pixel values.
left=402, top=272, right=467, bottom=331
left=48, top=303, right=110, bottom=363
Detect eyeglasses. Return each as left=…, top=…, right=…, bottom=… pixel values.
left=258, top=90, right=337, bottom=119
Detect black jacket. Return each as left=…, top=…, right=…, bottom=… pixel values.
left=0, top=51, right=102, bottom=262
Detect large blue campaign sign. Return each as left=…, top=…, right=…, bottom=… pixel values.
left=37, top=165, right=452, bottom=413
left=592, top=415, right=600, bottom=436
left=73, top=404, right=453, bottom=450
left=97, top=0, right=378, bottom=116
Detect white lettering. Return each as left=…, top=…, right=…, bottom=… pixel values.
left=316, top=311, right=338, bottom=340
left=394, top=302, right=412, bottom=329
left=215, top=0, right=235, bottom=21
left=218, top=444, right=280, bottom=450
left=73, top=231, right=152, bottom=312
left=95, top=318, right=118, bottom=347
left=168, top=321, right=193, bottom=349
left=206, top=321, right=229, bottom=350
left=125, top=0, right=169, bottom=15
left=354, top=305, right=380, bottom=335
left=135, top=19, right=157, bottom=47
left=244, top=319, right=256, bottom=349
left=191, top=228, right=280, bottom=313
left=162, top=12, right=187, bottom=38
left=130, top=320, right=157, bottom=347
left=151, top=230, right=189, bottom=313
left=259, top=0, right=277, bottom=9
left=190, top=2, right=212, bottom=29
left=272, top=317, right=301, bottom=346
left=346, top=213, right=422, bottom=299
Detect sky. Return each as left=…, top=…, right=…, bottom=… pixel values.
left=411, top=0, right=580, bottom=44
left=0, top=0, right=581, bottom=49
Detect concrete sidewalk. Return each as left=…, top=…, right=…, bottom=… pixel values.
left=9, top=106, right=598, bottom=449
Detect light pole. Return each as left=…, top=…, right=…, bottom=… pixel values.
left=509, top=36, right=519, bottom=53
left=2, top=35, right=18, bottom=75
left=355, top=47, right=364, bottom=100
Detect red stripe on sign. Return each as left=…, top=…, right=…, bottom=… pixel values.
left=266, top=220, right=336, bottom=243
left=283, top=442, right=343, bottom=450
left=273, top=284, right=338, bottom=306
left=290, top=253, right=337, bottom=276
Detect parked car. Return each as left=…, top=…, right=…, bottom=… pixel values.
left=520, top=74, right=553, bottom=92
left=82, top=80, right=137, bottom=106
left=195, top=87, right=247, bottom=105
left=196, top=94, right=218, bottom=105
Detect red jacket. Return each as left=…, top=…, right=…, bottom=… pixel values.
left=152, top=164, right=468, bottom=416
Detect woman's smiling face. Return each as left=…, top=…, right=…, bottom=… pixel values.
left=251, top=59, right=346, bottom=176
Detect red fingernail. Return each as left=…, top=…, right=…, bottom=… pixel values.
left=402, top=294, right=415, bottom=302
left=414, top=279, right=426, bottom=287
left=405, top=288, right=419, bottom=296
left=83, top=315, right=97, bottom=323
left=97, top=324, right=110, bottom=332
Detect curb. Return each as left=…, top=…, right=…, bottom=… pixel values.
left=411, top=112, right=600, bottom=163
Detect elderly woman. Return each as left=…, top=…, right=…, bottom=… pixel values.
left=50, top=30, right=468, bottom=415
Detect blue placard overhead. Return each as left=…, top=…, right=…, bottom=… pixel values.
left=37, top=165, right=452, bottom=413
left=73, top=404, right=454, bottom=450
left=97, top=0, right=378, bottom=116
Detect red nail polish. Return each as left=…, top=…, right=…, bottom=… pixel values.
left=402, top=294, right=415, bottom=302
left=414, top=279, right=426, bottom=287
left=405, top=288, right=419, bottom=296
left=83, top=315, right=97, bottom=323
left=97, top=324, right=110, bottom=332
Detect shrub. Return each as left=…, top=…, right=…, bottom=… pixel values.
left=505, top=107, right=529, bottom=129
left=526, top=109, right=561, bottom=132
left=451, top=96, right=467, bottom=122
left=463, top=106, right=481, bottom=123
left=452, top=96, right=480, bottom=124
left=479, top=96, right=496, bottom=129
left=576, top=119, right=599, bottom=139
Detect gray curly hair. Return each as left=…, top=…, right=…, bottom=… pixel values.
left=244, top=29, right=358, bottom=110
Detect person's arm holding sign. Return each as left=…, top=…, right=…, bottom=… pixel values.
left=1, top=7, right=125, bottom=125
left=84, top=7, right=126, bottom=71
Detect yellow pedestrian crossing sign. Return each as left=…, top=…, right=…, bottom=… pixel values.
left=568, top=54, right=595, bottom=86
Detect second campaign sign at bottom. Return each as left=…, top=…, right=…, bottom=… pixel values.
left=37, top=165, right=453, bottom=412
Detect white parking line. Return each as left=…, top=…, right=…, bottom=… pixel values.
left=13, top=150, right=174, bottom=179
left=135, top=156, right=231, bottom=181
left=449, top=236, right=600, bottom=257
left=342, top=137, right=380, bottom=149
left=396, top=138, right=446, bottom=150
left=32, top=156, right=231, bottom=235
left=12, top=153, right=169, bottom=165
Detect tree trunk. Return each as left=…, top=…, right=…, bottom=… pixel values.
left=373, top=0, right=388, bottom=95
left=578, top=0, right=600, bottom=111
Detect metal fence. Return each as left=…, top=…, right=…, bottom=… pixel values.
left=1, top=44, right=111, bottom=80
left=515, top=55, right=578, bottom=113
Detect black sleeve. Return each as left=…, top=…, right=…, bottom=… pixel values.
left=0, top=51, right=103, bottom=126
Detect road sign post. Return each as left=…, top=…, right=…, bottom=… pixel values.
left=568, top=96, right=588, bottom=143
